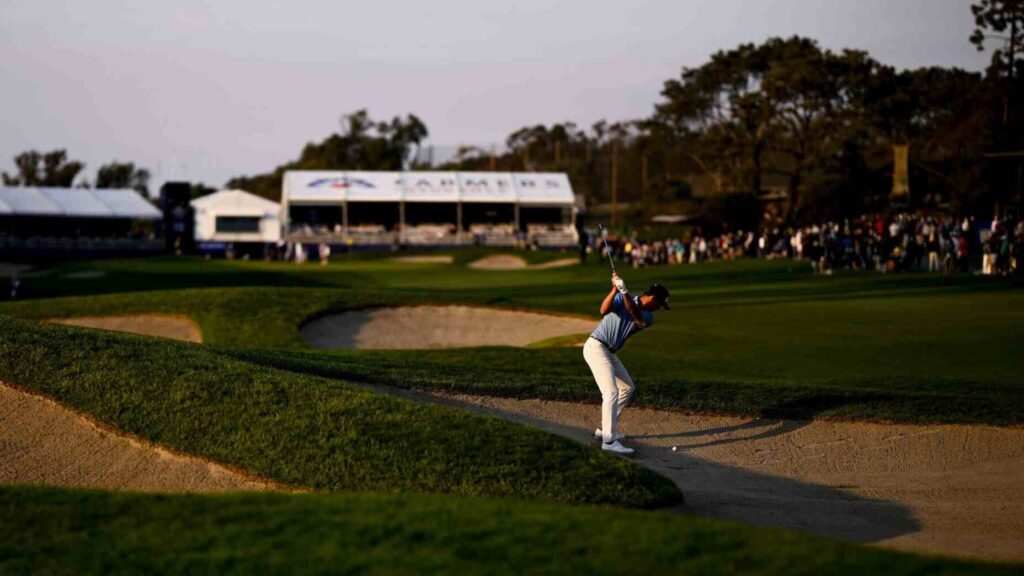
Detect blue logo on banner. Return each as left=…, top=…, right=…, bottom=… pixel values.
left=308, top=177, right=376, bottom=189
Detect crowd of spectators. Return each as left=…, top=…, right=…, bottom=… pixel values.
left=599, top=213, right=1024, bottom=275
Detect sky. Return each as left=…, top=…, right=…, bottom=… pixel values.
left=0, top=0, right=991, bottom=194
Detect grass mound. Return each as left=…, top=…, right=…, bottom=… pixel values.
left=2, top=486, right=1016, bottom=576
left=0, top=317, right=679, bottom=508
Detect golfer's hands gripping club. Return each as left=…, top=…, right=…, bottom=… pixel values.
left=612, top=273, right=628, bottom=295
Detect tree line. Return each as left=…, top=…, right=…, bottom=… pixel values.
left=4, top=2, right=1019, bottom=229
left=1, top=150, right=151, bottom=196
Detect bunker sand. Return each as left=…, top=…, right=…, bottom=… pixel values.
left=387, top=389, right=1024, bottom=563
left=48, top=314, right=202, bottom=343
left=302, top=306, right=594, bottom=349
left=390, top=255, right=454, bottom=264
left=468, top=255, right=578, bottom=270
left=0, top=382, right=273, bottom=492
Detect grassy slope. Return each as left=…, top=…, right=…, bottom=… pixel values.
left=1, top=486, right=1017, bottom=576
left=0, top=317, right=679, bottom=508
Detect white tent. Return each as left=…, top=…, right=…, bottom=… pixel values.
left=0, top=186, right=160, bottom=219
left=192, top=189, right=280, bottom=243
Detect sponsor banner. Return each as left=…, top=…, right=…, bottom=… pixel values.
left=342, top=171, right=405, bottom=202
left=512, top=172, right=575, bottom=205
left=401, top=172, right=460, bottom=202
left=284, top=171, right=350, bottom=202
left=456, top=172, right=517, bottom=203
left=283, top=171, right=575, bottom=205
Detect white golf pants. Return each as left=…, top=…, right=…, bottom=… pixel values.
left=583, top=337, right=635, bottom=443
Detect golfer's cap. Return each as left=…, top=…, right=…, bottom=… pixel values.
left=648, top=283, right=671, bottom=310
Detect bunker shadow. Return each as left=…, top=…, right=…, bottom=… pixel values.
left=373, top=384, right=921, bottom=545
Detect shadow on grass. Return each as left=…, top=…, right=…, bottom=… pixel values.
left=372, top=384, right=921, bottom=545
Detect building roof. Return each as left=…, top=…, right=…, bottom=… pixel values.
left=0, top=187, right=161, bottom=219
left=283, top=171, right=575, bottom=205
left=191, top=189, right=280, bottom=217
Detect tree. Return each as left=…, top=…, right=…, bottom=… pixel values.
left=971, top=0, right=1024, bottom=80
left=655, top=43, right=776, bottom=198
left=95, top=161, right=151, bottom=195
left=2, top=149, right=85, bottom=187
left=227, top=109, right=429, bottom=200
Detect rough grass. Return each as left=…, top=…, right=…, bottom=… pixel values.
left=2, top=486, right=1018, bottom=576
left=0, top=317, right=680, bottom=508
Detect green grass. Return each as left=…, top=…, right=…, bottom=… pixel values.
left=4, top=256, right=1022, bottom=424
left=0, top=316, right=679, bottom=508
left=1, top=485, right=1017, bottom=576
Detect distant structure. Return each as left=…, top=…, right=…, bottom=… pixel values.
left=0, top=186, right=161, bottom=260
left=192, top=189, right=280, bottom=257
left=159, top=182, right=194, bottom=254
left=280, top=171, right=578, bottom=248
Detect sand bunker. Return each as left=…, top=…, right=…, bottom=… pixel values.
left=390, top=255, right=454, bottom=264
left=469, top=255, right=578, bottom=270
left=0, top=382, right=271, bottom=492
left=48, top=315, right=202, bottom=343
left=301, top=306, right=595, bottom=349
left=381, top=389, right=1024, bottom=563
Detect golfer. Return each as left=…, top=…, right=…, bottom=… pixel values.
left=585, top=273, right=670, bottom=454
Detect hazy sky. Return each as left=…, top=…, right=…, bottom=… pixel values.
left=0, top=0, right=989, bottom=193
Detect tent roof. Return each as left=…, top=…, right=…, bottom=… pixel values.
left=0, top=187, right=160, bottom=219
left=284, top=171, right=575, bottom=205
left=192, top=189, right=280, bottom=216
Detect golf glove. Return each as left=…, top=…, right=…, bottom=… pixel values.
left=613, top=276, right=628, bottom=294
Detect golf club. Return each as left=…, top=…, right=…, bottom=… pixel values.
left=598, top=224, right=617, bottom=274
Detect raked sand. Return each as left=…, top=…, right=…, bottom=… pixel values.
left=378, top=387, right=1024, bottom=563
left=301, top=306, right=594, bottom=349
left=0, top=382, right=273, bottom=492
left=48, top=315, right=202, bottom=343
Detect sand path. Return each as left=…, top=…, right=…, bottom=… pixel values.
left=380, top=388, right=1024, bottom=563
left=48, top=315, right=202, bottom=343
left=469, top=255, right=578, bottom=270
left=0, top=382, right=272, bottom=492
left=302, top=306, right=594, bottom=349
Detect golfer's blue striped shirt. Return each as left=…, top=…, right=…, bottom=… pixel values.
left=590, top=293, right=652, bottom=352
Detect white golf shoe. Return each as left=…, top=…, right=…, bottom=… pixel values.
left=594, top=428, right=626, bottom=442
left=601, top=440, right=634, bottom=455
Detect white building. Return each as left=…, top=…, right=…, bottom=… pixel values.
left=280, top=171, right=577, bottom=247
left=192, top=189, right=281, bottom=244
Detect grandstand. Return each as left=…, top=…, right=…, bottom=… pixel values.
left=281, top=171, right=578, bottom=248
left=0, top=186, right=162, bottom=259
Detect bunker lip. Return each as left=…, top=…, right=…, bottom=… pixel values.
left=0, top=381, right=281, bottom=493
left=468, top=255, right=578, bottom=270
left=301, top=305, right=596, bottom=350
left=46, top=314, right=202, bottom=343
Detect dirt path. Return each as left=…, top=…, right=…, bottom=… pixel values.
left=0, top=382, right=272, bottom=492
left=468, top=255, right=578, bottom=270
left=381, top=388, right=1024, bottom=563
left=48, top=315, right=202, bottom=343
left=301, top=306, right=594, bottom=349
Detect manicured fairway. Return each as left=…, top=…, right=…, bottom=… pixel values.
left=1, top=486, right=1017, bottom=576
left=5, top=255, right=1022, bottom=424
